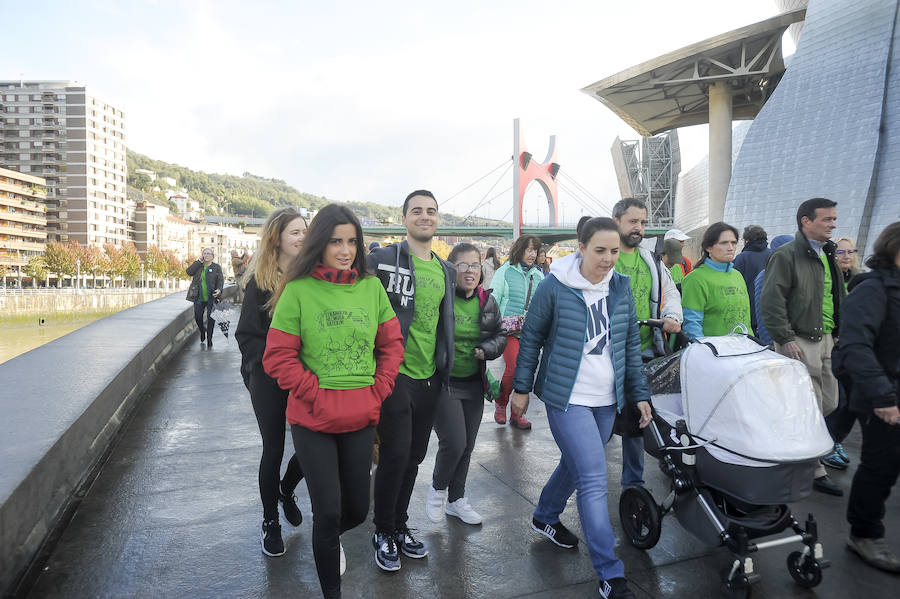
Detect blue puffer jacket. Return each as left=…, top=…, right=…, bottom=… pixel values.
left=512, top=271, right=650, bottom=412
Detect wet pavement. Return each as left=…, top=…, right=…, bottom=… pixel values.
left=24, top=337, right=900, bottom=598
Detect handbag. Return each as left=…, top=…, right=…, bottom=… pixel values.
left=501, top=276, right=534, bottom=335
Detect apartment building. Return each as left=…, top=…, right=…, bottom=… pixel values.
left=0, top=81, right=127, bottom=246
left=0, top=166, right=47, bottom=277
left=194, top=223, right=260, bottom=277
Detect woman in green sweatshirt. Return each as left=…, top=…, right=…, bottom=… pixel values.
left=682, top=221, right=752, bottom=340
left=263, top=204, right=404, bottom=599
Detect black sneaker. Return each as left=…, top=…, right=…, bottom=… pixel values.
left=395, top=526, right=428, bottom=559
left=261, top=519, right=285, bottom=557
left=200, top=330, right=206, bottom=343
left=372, top=531, right=401, bottom=571
left=279, top=489, right=303, bottom=527
left=531, top=517, right=579, bottom=548
left=599, top=577, right=635, bottom=598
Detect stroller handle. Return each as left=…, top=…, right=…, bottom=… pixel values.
left=639, top=318, right=666, bottom=329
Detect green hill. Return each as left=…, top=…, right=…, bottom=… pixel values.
left=126, top=150, right=508, bottom=227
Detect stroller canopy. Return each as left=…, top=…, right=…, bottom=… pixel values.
left=679, top=336, right=833, bottom=463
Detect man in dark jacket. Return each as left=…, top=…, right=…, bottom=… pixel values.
left=831, top=231, right=900, bottom=573
left=733, top=225, right=771, bottom=334
left=186, top=247, right=224, bottom=348
left=366, top=190, right=456, bottom=572
left=760, top=198, right=846, bottom=495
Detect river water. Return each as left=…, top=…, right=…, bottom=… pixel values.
left=0, top=315, right=111, bottom=364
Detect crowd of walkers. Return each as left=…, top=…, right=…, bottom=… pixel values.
left=209, top=189, right=900, bottom=599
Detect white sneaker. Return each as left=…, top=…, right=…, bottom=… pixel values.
left=339, top=540, right=346, bottom=576
left=425, top=485, right=447, bottom=522
left=445, top=497, right=483, bottom=525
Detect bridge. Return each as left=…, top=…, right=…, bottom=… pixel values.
left=0, top=291, right=892, bottom=598
left=362, top=225, right=668, bottom=244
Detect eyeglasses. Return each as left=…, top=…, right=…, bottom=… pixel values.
left=835, top=249, right=857, bottom=255
left=455, top=263, right=482, bottom=273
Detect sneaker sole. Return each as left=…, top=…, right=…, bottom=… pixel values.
left=400, top=547, right=428, bottom=559
left=374, top=552, right=401, bottom=572
left=530, top=522, right=576, bottom=548
left=446, top=509, right=482, bottom=525
left=425, top=508, right=444, bottom=523
left=260, top=531, right=285, bottom=557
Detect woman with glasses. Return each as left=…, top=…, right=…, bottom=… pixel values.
left=835, top=237, right=865, bottom=291
left=425, top=243, right=506, bottom=525
left=822, top=237, right=867, bottom=470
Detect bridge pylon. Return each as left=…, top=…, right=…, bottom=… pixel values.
left=512, top=118, right=560, bottom=238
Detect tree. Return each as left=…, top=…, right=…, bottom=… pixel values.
left=25, top=254, right=48, bottom=288
left=120, top=243, right=141, bottom=286
left=43, top=241, right=77, bottom=286
left=146, top=246, right=170, bottom=282
left=102, top=243, right=126, bottom=286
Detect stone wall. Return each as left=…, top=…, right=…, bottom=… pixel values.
left=0, top=286, right=234, bottom=595
left=0, top=290, right=179, bottom=323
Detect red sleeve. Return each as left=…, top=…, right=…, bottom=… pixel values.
left=372, top=316, right=404, bottom=399
left=263, top=328, right=319, bottom=402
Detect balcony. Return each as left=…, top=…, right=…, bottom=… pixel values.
left=0, top=254, right=28, bottom=267
left=0, top=239, right=44, bottom=252
left=0, top=224, right=46, bottom=239
left=0, top=193, right=48, bottom=213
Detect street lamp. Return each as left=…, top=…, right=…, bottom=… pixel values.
left=141, top=263, right=145, bottom=289
left=76, top=258, right=80, bottom=291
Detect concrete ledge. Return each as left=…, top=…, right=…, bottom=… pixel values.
left=0, top=288, right=234, bottom=594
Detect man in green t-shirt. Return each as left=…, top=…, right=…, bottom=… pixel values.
left=612, top=198, right=683, bottom=490
left=366, top=190, right=456, bottom=572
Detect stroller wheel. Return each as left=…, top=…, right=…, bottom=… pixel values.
left=619, top=486, right=662, bottom=549
left=786, top=551, right=823, bottom=588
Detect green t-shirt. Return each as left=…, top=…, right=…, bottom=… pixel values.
left=821, top=253, right=835, bottom=334
left=681, top=264, right=752, bottom=337
left=399, top=254, right=445, bottom=379
left=451, top=294, right=481, bottom=378
left=615, top=249, right=652, bottom=350
left=669, top=264, right=684, bottom=286
left=200, top=265, right=209, bottom=302
left=269, top=275, right=396, bottom=389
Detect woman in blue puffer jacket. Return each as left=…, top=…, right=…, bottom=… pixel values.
left=510, top=217, right=651, bottom=599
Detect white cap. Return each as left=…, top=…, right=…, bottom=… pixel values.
left=664, top=229, right=690, bottom=241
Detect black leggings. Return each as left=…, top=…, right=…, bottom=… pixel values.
left=249, top=371, right=303, bottom=521
left=292, top=424, right=375, bottom=599
left=193, top=300, right=215, bottom=339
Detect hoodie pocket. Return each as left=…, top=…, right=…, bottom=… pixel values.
left=311, top=387, right=380, bottom=432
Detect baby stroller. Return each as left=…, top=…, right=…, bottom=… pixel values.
left=618, top=324, right=834, bottom=597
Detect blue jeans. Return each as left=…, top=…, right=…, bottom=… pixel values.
left=621, top=436, right=645, bottom=488
left=533, top=403, right=625, bottom=581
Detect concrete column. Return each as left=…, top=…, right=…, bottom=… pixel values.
left=512, top=119, right=523, bottom=237
left=708, top=81, right=733, bottom=224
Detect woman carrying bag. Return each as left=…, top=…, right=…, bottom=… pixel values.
left=491, top=234, right=544, bottom=429
left=186, top=247, right=224, bottom=347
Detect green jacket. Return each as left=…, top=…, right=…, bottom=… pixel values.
left=759, top=230, right=846, bottom=345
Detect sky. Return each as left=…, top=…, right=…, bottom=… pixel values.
left=4, top=0, right=792, bottom=224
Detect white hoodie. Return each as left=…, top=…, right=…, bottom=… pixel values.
left=554, top=254, right=617, bottom=407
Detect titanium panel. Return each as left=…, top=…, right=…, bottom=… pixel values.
left=725, top=0, right=899, bottom=257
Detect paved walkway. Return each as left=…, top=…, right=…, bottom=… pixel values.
left=25, top=336, right=899, bottom=598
